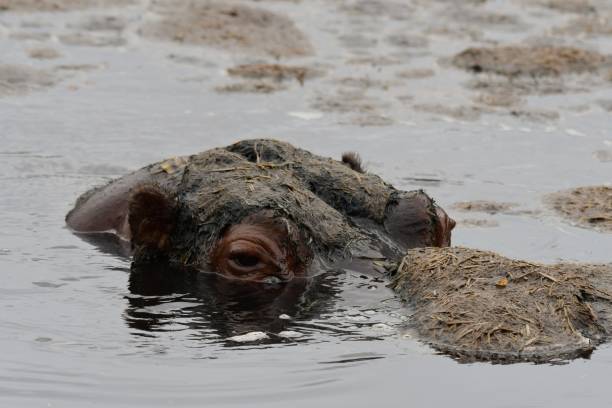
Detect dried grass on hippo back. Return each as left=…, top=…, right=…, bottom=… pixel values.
left=390, top=247, right=612, bottom=364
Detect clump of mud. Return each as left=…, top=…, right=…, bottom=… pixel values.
left=0, top=64, right=57, bottom=96
left=390, top=247, right=612, bottom=363
left=0, top=0, right=133, bottom=12
left=545, top=186, right=612, bottom=232
left=311, top=89, right=385, bottom=114
left=453, top=46, right=607, bottom=77
left=452, top=200, right=517, bottom=214
left=227, top=64, right=322, bottom=85
left=140, top=1, right=313, bottom=58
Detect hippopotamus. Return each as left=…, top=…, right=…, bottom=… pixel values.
left=66, top=139, right=455, bottom=283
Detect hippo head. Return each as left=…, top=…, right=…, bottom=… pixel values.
left=125, top=140, right=455, bottom=282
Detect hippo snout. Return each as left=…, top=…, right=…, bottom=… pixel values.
left=434, top=206, right=455, bottom=247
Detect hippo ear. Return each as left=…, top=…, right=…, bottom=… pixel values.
left=341, top=151, right=364, bottom=173
left=128, top=184, right=177, bottom=252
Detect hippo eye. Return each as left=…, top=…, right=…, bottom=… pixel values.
left=231, top=253, right=261, bottom=268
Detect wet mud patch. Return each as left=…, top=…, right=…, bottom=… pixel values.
left=27, top=47, right=61, bottom=60
left=227, top=63, right=323, bottom=85
left=473, top=91, right=523, bottom=108
left=140, top=1, right=313, bottom=58
left=452, top=200, right=518, bottom=214
left=390, top=247, right=612, bottom=363
left=334, top=76, right=396, bottom=91
left=0, top=64, right=57, bottom=97
left=346, top=55, right=401, bottom=66
left=597, top=99, right=612, bottom=111
left=507, top=108, right=560, bottom=122
left=466, top=74, right=589, bottom=98
left=215, top=81, right=286, bottom=94
left=310, top=89, right=392, bottom=125
left=546, top=186, right=612, bottom=232
left=532, top=0, right=597, bottom=14
left=594, top=150, right=612, bottom=162
left=338, top=0, right=413, bottom=20
left=338, top=34, right=378, bottom=50
left=396, top=68, right=435, bottom=80
left=68, top=15, right=128, bottom=32
left=412, top=104, right=486, bottom=121
left=0, top=0, right=134, bottom=12
left=385, top=33, right=429, bottom=49
left=458, top=218, right=500, bottom=228
left=59, top=32, right=126, bottom=47
left=452, top=46, right=608, bottom=77
left=447, top=8, right=524, bottom=29
left=310, top=89, right=386, bottom=114
left=340, top=113, right=394, bottom=127
left=554, top=15, right=612, bottom=37
left=55, top=63, right=102, bottom=72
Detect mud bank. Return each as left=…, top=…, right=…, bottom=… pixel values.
left=140, top=1, right=313, bottom=58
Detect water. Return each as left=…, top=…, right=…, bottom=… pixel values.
left=1, top=1, right=612, bottom=406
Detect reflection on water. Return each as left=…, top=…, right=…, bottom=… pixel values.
left=125, top=263, right=343, bottom=344
left=74, top=231, right=405, bottom=348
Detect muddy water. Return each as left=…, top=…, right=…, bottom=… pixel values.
left=1, top=0, right=611, bottom=406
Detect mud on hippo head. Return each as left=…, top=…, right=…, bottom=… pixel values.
left=123, top=139, right=455, bottom=282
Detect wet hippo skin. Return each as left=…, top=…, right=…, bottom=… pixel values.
left=66, top=139, right=455, bottom=282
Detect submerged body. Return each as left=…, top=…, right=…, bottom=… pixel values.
left=66, top=139, right=454, bottom=281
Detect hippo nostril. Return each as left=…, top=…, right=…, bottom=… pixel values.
left=449, top=218, right=456, bottom=230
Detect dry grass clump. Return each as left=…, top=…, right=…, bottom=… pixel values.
left=391, top=247, right=612, bottom=363
left=453, top=46, right=607, bottom=77
left=545, top=186, right=612, bottom=232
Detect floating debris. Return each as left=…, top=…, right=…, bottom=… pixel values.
left=277, top=330, right=304, bottom=339
left=227, top=331, right=269, bottom=343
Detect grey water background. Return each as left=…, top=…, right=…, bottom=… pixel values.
left=1, top=1, right=612, bottom=406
